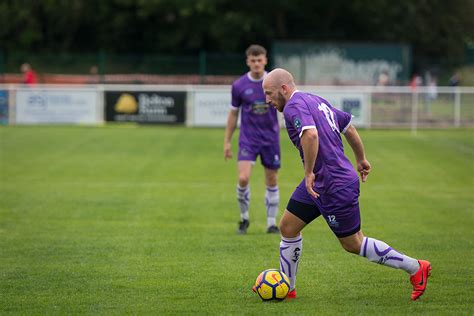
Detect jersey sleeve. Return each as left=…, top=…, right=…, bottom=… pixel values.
left=230, top=83, right=240, bottom=109
left=333, top=107, right=352, bottom=134
left=285, top=102, right=316, bottom=138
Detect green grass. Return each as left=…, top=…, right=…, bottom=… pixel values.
left=1, top=126, right=473, bottom=314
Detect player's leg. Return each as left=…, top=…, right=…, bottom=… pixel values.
left=236, top=160, right=253, bottom=234
left=322, top=181, right=431, bottom=300
left=251, top=208, right=304, bottom=297
left=252, top=182, right=318, bottom=297
left=261, top=144, right=281, bottom=233
left=338, top=231, right=420, bottom=273
left=338, top=230, right=431, bottom=300
left=235, top=143, right=258, bottom=234
left=279, top=180, right=321, bottom=297
left=279, top=208, right=305, bottom=296
left=237, top=143, right=257, bottom=234
left=264, top=167, right=279, bottom=233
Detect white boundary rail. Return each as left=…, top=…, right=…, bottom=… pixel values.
left=1, top=84, right=474, bottom=131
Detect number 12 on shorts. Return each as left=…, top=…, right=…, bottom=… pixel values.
left=327, top=215, right=337, bottom=226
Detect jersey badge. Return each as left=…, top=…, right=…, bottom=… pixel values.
left=294, top=118, right=302, bottom=129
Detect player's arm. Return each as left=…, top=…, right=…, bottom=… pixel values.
left=343, top=125, right=371, bottom=182
left=301, top=128, right=320, bottom=198
left=224, top=108, right=239, bottom=161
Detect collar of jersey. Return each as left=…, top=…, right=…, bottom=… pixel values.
left=247, top=71, right=267, bottom=82
left=290, top=90, right=300, bottom=99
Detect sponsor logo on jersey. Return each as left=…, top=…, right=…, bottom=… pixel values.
left=252, top=101, right=269, bottom=114
left=244, top=88, right=254, bottom=95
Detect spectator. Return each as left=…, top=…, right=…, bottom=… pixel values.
left=88, top=65, right=100, bottom=84
left=21, top=63, right=38, bottom=85
left=427, top=77, right=438, bottom=101
left=410, top=73, right=422, bottom=91
left=449, top=72, right=460, bottom=86
left=425, top=74, right=438, bottom=114
left=376, top=70, right=390, bottom=86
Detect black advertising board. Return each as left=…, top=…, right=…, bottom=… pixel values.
left=105, top=91, right=186, bottom=124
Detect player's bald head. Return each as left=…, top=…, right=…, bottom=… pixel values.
left=263, top=68, right=297, bottom=112
left=263, top=68, right=295, bottom=89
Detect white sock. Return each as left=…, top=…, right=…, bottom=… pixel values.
left=280, top=235, right=302, bottom=290
left=360, top=237, right=419, bottom=275
left=265, top=185, right=279, bottom=227
left=237, top=184, right=250, bottom=221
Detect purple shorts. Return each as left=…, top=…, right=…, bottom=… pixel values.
left=238, top=142, right=281, bottom=170
left=287, top=179, right=361, bottom=238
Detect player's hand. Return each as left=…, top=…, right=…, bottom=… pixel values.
left=305, top=173, right=320, bottom=198
left=357, top=159, right=371, bottom=182
left=224, top=142, right=232, bottom=161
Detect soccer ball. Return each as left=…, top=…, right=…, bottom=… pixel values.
left=254, top=269, right=290, bottom=301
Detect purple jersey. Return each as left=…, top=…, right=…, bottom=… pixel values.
left=283, top=91, right=358, bottom=194
left=231, top=72, right=279, bottom=146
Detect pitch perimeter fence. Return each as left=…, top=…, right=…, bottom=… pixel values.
left=1, top=84, right=473, bottom=131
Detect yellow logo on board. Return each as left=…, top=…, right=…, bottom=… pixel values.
left=114, top=93, right=138, bottom=113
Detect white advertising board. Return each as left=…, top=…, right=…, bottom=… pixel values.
left=193, top=89, right=231, bottom=127
left=16, top=88, right=100, bottom=124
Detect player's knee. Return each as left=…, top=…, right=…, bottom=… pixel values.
left=342, top=244, right=359, bottom=254
left=338, top=231, right=364, bottom=254
left=267, top=179, right=277, bottom=188
left=238, top=176, right=250, bottom=187
left=340, top=240, right=361, bottom=254
left=266, top=176, right=277, bottom=187
left=279, top=220, right=300, bottom=238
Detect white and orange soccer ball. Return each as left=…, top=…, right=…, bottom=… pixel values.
left=254, top=269, right=290, bottom=301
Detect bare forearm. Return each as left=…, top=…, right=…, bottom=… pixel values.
left=344, top=125, right=371, bottom=181
left=224, top=110, right=238, bottom=143
left=344, top=125, right=366, bottom=161
left=301, top=129, right=319, bottom=176
left=223, top=110, right=238, bottom=160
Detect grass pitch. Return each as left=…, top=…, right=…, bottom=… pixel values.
left=1, top=126, right=473, bottom=314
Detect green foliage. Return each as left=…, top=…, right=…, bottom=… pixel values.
left=0, top=0, right=473, bottom=65
left=0, top=126, right=473, bottom=314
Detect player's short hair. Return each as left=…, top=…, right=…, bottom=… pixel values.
left=246, top=45, right=267, bottom=57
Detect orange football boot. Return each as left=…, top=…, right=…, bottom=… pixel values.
left=410, top=260, right=432, bottom=301
left=287, top=289, right=297, bottom=299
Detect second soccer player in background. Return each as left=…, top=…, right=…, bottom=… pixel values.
left=224, top=45, right=281, bottom=234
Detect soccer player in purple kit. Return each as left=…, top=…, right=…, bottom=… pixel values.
left=224, top=45, right=281, bottom=234
left=259, top=68, right=431, bottom=300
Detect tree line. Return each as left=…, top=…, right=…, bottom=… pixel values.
left=1, top=0, right=473, bottom=66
